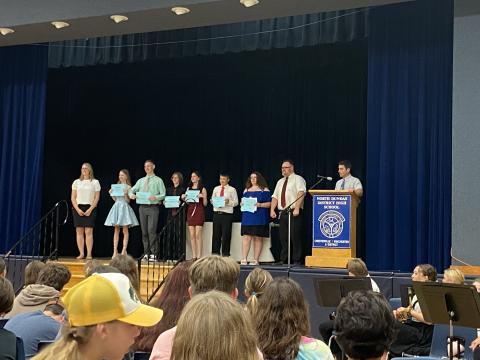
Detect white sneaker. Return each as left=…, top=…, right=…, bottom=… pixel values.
left=149, top=254, right=157, bottom=261
left=142, top=254, right=149, bottom=261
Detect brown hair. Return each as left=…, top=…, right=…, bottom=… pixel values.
left=110, top=255, right=140, bottom=294
left=171, top=291, right=260, bottom=360
left=24, top=260, right=46, bottom=286
left=171, top=171, right=184, bottom=186
left=245, top=171, right=269, bottom=190
left=443, top=269, right=465, bottom=285
left=245, top=268, right=273, bottom=318
left=417, top=264, right=437, bottom=281
left=118, top=169, right=132, bottom=186
left=188, top=170, right=204, bottom=190
left=255, top=278, right=310, bottom=360
left=347, top=258, right=369, bottom=277
left=37, top=263, right=71, bottom=291
left=188, top=255, right=239, bottom=296
left=0, top=277, right=15, bottom=314
left=134, top=261, right=193, bottom=352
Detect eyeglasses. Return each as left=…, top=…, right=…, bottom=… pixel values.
left=281, top=166, right=291, bottom=169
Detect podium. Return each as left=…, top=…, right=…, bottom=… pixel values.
left=305, top=190, right=360, bottom=268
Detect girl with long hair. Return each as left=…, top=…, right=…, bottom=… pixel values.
left=244, top=267, right=273, bottom=318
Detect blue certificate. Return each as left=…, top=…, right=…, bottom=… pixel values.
left=111, top=184, right=125, bottom=197
left=136, top=192, right=151, bottom=205
left=185, top=189, right=200, bottom=203
left=164, top=196, right=180, bottom=209
left=241, top=197, right=257, bottom=213
left=212, top=196, right=225, bottom=208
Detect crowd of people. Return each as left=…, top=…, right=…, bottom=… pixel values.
left=70, top=158, right=363, bottom=263
left=2, top=254, right=480, bottom=359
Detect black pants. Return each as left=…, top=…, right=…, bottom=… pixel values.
left=279, top=209, right=303, bottom=263
left=212, top=212, right=233, bottom=256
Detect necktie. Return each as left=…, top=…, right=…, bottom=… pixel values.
left=220, top=186, right=225, bottom=197
left=341, top=179, right=345, bottom=190
left=143, top=176, right=150, bottom=191
left=281, top=176, right=288, bottom=208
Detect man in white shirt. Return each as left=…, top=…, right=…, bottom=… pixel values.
left=270, top=160, right=306, bottom=265
left=211, top=174, right=238, bottom=257
left=335, top=160, right=363, bottom=197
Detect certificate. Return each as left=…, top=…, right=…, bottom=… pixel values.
left=136, top=192, right=151, bottom=205
left=241, top=197, right=257, bottom=213
left=185, top=189, right=200, bottom=203
left=164, top=196, right=180, bottom=209
left=212, top=196, right=225, bottom=208
left=111, top=184, right=125, bottom=197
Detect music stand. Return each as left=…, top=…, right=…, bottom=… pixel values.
left=413, top=281, right=480, bottom=360
left=313, top=276, right=372, bottom=307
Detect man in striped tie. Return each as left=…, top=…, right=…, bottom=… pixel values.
left=335, top=160, right=363, bottom=197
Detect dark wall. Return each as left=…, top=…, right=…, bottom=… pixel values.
left=43, top=41, right=367, bottom=258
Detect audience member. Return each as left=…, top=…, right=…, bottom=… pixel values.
left=255, top=277, right=334, bottom=360
left=171, top=291, right=262, bottom=360
left=134, top=260, right=193, bottom=352
left=442, top=268, right=465, bottom=284
left=150, top=255, right=240, bottom=360
left=6, top=262, right=71, bottom=318
left=0, top=257, right=6, bottom=277
left=390, top=264, right=437, bottom=357
left=5, top=300, right=64, bottom=358
left=24, top=261, right=46, bottom=287
left=473, top=277, right=480, bottom=293
left=110, top=254, right=140, bottom=295
left=244, top=268, right=273, bottom=318
left=334, top=290, right=397, bottom=360
left=0, top=277, right=16, bottom=359
left=346, top=258, right=380, bottom=292
left=32, top=273, right=163, bottom=360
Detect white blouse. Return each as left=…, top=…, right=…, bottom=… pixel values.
left=72, top=179, right=101, bottom=205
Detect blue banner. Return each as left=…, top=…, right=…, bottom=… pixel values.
left=312, top=194, right=351, bottom=248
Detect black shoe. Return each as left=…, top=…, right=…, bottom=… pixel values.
left=274, top=260, right=285, bottom=265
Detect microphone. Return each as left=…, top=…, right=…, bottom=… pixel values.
left=316, top=175, right=333, bottom=181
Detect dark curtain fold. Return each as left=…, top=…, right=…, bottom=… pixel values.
left=365, top=0, right=453, bottom=271
left=44, top=43, right=367, bottom=258
left=48, top=9, right=368, bottom=68
left=0, top=45, right=48, bottom=253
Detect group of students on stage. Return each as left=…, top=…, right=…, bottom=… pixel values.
left=71, top=158, right=363, bottom=263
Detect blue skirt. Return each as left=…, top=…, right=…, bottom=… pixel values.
left=104, top=201, right=139, bottom=227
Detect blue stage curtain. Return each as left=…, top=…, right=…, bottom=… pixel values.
left=0, top=45, right=48, bottom=253
left=365, top=0, right=453, bottom=271
left=48, top=9, right=368, bottom=68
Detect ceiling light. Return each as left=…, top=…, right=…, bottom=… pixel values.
left=240, top=0, right=259, bottom=7
left=171, top=7, right=190, bottom=15
left=51, top=21, right=70, bottom=29
left=0, top=27, right=14, bottom=36
left=110, top=15, right=128, bottom=24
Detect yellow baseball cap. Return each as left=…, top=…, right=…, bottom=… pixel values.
left=62, top=273, right=163, bottom=327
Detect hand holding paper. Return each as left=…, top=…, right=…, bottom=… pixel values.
left=136, top=192, right=151, bottom=205
left=111, top=184, right=125, bottom=197
left=212, top=196, right=226, bottom=208
left=241, top=197, right=257, bottom=213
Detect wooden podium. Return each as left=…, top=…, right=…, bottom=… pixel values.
left=305, top=190, right=360, bottom=268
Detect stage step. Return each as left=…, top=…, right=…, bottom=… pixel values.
left=56, top=258, right=172, bottom=301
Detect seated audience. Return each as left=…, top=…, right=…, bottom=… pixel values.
left=346, top=258, right=380, bottom=292
left=442, top=268, right=465, bottom=284
left=134, top=260, right=193, bottom=352
left=244, top=267, right=273, bottom=318
left=333, top=290, right=397, bottom=360
left=0, top=277, right=16, bottom=359
left=0, top=257, right=6, bottom=277
left=473, top=277, right=480, bottom=293
left=110, top=254, right=140, bottom=295
left=24, top=261, right=46, bottom=287
left=255, top=277, right=334, bottom=360
left=171, top=290, right=262, bottom=360
left=32, top=273, right=163, bottom=360
left=389, top=263, right=437, bottom=357
left=5, top=300, right=64, bottom=358
left=6, top=262, right=71, bottom=318
left=150, top=255, right=240, bottom=360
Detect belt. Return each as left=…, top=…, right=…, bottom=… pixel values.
left=140, top=204, right=158, bottom=207
left=214, top=211, right=232, bottom=215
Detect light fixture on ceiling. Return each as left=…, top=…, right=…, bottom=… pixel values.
left=0, top=27, right=14, bottom=36
left=51, top=21, right=70, bottom=29
left=110, top=15, right=129, bottom=24
left=240, top=0, right=259, bottom=7
left=171, top=7, right=190, bottom=15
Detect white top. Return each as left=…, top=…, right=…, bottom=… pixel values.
left=369, top=277, right=380, bottom=293
left=211, top=184, right=239, bottom=213
left=335, top=174, right=363, bottom=191
left=72, top=179, right=101, bottom=205
left=272, top=173, right=307, bottom=210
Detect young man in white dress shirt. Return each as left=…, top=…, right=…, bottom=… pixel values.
left=270, top=160, right=306, bottom=265
left=211, top=174, right=238, bottom=257
left=335, top=160, right=363, bottom=197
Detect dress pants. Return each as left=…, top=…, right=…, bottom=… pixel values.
left=212, top=212, right=233, bottom=256
left=139, top=204, right=159, bottom=255
left=279, top=209, right=303, bottom=263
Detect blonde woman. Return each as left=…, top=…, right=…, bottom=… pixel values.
left=32, top=273, right=163, bottom=360
left=244, top=268, right=273, bottom=318
left=442, top=268, right=465, bottom=285
left=171, top=290, right=262, bottom=360
left=71, top=163, right=100, bottom=259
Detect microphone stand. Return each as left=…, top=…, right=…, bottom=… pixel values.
left=281, top=176, right=328, bottom=267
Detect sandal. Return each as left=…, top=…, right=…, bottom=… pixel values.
left=240, top=259, right=248, bottom=265
left=249, top=260, right=259, bottom=266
